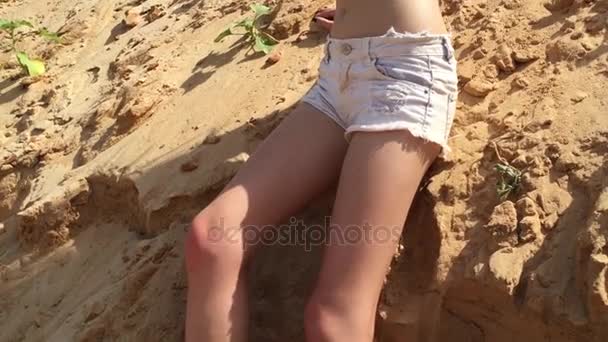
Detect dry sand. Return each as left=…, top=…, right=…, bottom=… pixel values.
left=1, top=0, right=607, bottom=341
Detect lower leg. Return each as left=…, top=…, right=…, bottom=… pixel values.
left=185, top=203, right=249, bottom=342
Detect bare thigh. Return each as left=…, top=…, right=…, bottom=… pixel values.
left=185, top=103, right=348, bottom=342
left=310, top=130, right=440, bottom=340
left=204, top=102, right=348, bottom=247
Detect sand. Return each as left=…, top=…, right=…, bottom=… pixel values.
left=1, top=0, right=607, bottom=341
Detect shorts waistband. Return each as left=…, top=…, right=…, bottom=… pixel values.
left=325, top=27, right=454, bottom=61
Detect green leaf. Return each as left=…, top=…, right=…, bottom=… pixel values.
left=253, top=34, right=274, bottom=54
left=234, top=18, right=253, bottom=30
left=16, top=51, right=45, bottom=76
left=216, top=18, right=255, bottom=43
left=250, top=4, right=271, bottom=20
left=214, top=26, right=233, bottom=42
left=0, top=19, right=11, bottom=30
left=38, top=28, right=61, bottom=43
left=14, top=20, right=33, bottom=29
left=494, top=163, right=521, bottom=201
left=0, top=19, right=34, bottom=32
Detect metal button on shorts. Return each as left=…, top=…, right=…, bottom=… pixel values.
left=341, top=43, right=352, bottom=55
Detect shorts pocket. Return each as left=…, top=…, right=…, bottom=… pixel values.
left=371, top=55, right=433, bottom=90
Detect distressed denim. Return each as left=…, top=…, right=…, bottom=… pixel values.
left=302, top=27, right=458, bottom=156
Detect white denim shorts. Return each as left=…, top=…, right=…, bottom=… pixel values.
left=302, top=28, right=458, bottom=156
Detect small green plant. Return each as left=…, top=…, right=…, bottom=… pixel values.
left=494, top=163, right=522, bottom=201
left=0, top=19, right=60, bottom=76
left=214, top=4, right=278, bottom=55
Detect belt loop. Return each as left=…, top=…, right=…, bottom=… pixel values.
left=442, top=37, right=452, bottom=62
left=367, top=38, right=374, bottom=62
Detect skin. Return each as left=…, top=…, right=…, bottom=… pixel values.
left=185, top=1, right=448, bottom=341
left=316, top=0, right=447, bottom=38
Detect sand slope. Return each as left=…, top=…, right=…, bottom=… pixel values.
left=1, top=0, right=607, bottom=341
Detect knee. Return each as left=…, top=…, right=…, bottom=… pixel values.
left=184, top=209, right=243, bottom=273
left=304, top=297, right=340, bottom=341
left=305, top=296, right=373, bottom=342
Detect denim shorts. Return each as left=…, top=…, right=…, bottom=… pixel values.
left=302, top=28, right=458, bottom=156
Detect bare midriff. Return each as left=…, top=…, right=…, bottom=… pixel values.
left=331, top=0, right=448, bottom=39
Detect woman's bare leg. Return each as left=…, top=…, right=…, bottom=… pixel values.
left=304, top=130, right=440, bottom=342
left=185, top=103, right=348, bottom=342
